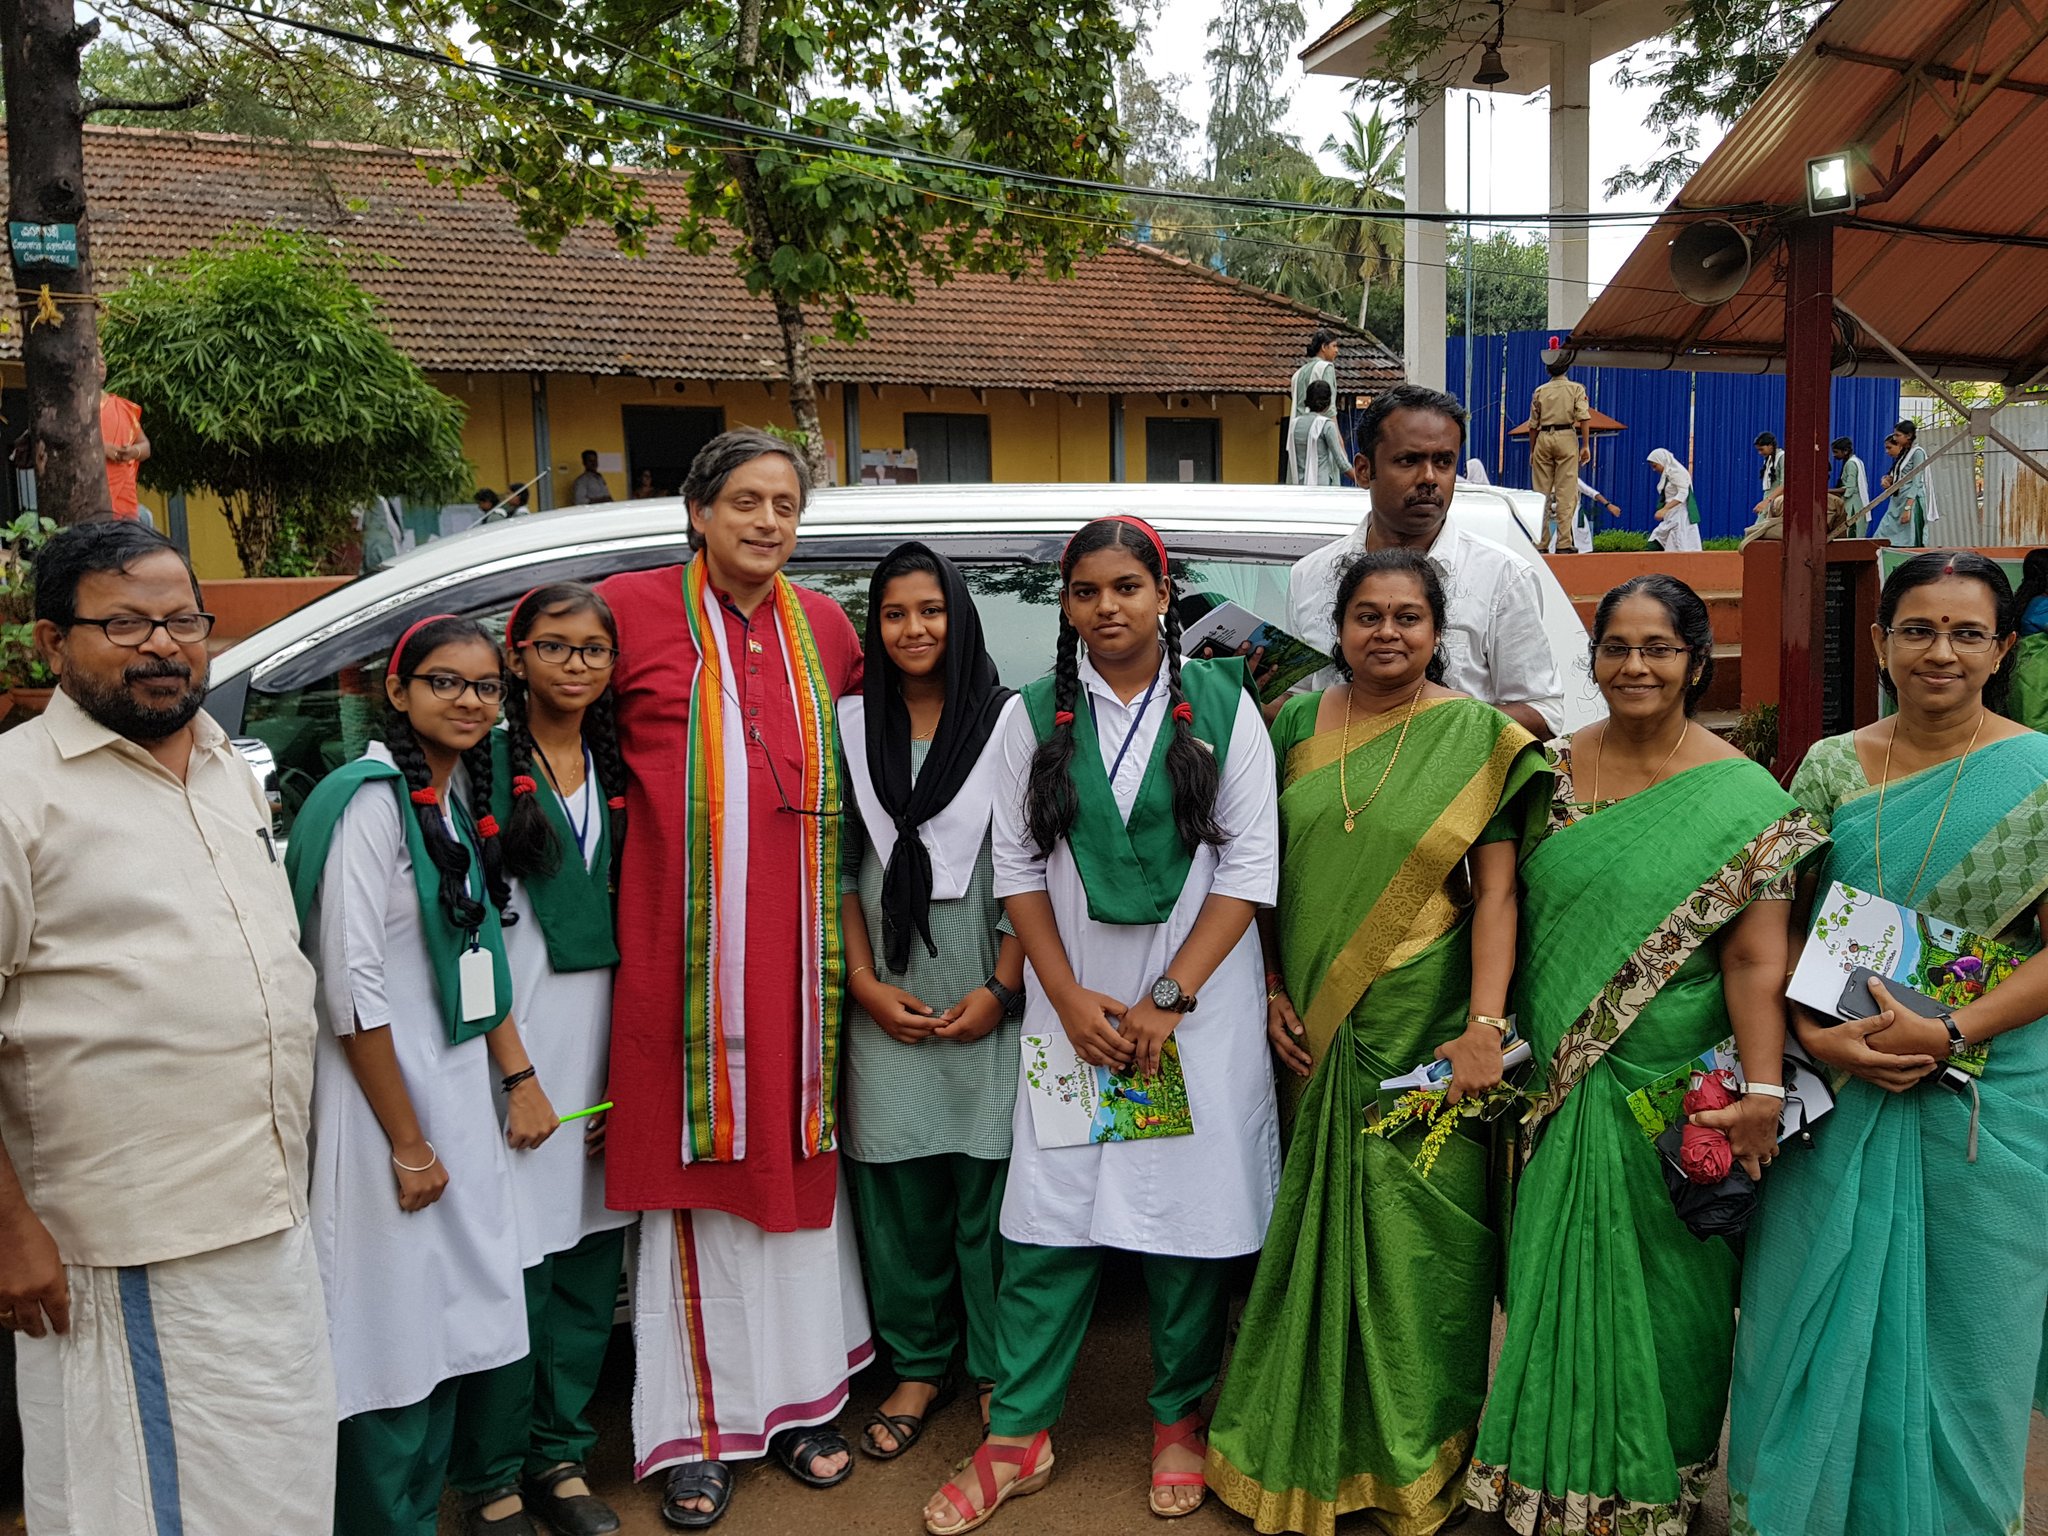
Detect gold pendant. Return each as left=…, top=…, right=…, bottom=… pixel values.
left=1344, top=814, right=1357, bottom=833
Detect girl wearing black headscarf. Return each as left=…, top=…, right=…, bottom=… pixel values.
left=837, top=542, right=1026, bottom=1460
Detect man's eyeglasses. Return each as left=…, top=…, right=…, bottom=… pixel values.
left=1593, top=641, right=1690, bottom=663
left=748, top=723, right=840, bottom=818
left=408, top=672, right=508, bottom=704
left=517, top=639, right=619, bottom=670
left=70, top=612, right=216, bottom=646
left=1884, top=624, right=1997, bottom=654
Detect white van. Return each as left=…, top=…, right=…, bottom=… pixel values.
left=202, top=481, right=1599, bottom=830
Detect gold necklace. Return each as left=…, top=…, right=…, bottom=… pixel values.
left=1587, top=719, right=1690, bottom=809
left=1874, top=710, right=1985, bottom=906
left=1338, top=682, right=1424, bottom=833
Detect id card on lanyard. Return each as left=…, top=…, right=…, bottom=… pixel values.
left=449, top=797, right=498, bottom=1022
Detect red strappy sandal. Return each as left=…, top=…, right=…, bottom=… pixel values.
left=1150, top=1414, right=1210, bottom=1519
left=923, top=1430, right=1055, bottom=1536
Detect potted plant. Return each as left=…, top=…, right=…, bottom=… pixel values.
left=0, top=513, right=59, bottom=721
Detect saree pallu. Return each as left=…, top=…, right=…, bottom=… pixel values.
left=1206, top=697, right=1548, bottom=1536
left=1728, top=731, right=2048, bottom=1536
left=1467, top=758, right=1824, bottom=1536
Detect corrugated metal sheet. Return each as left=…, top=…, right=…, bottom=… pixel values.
left=1571, top=0, right=2048, bottom=381
left=1449, top=330, right=1898, bottom=539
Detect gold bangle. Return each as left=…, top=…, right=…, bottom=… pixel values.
left=848, top=964, right=873, bottom=987
left=1468, top=1013, right=1511, bottom=1035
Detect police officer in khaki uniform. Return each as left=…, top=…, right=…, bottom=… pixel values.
left=1529, top=356, right=1592, bottom=552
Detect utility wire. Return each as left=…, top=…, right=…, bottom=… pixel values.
left=183, top=0, right=1772, bottom=229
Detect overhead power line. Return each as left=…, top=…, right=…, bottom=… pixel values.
left=184, top=0, right=1769, bottom=229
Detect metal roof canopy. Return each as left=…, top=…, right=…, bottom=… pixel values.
left=1567, top=0, right=2048, bottom=385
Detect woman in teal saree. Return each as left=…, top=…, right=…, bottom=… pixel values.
left=1466, top=576, right=1825, bottom=1536
left=1729, top=551, right=2048, bottom=1536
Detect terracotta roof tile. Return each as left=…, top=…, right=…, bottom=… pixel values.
left=14, top=126, right=1403, bottom=397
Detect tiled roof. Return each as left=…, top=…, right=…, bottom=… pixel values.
left=15, top=126, right=1404, bottom=397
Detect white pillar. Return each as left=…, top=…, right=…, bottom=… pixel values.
left=1404, top=93, right=1447, bottom=391
left=1548, top=22, right=1592, bottom=329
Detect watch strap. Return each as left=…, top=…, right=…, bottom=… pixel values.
left=1940, top=1011, right=1969, bottom=1057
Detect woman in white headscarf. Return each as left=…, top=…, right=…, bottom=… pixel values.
left=1647, top=449, right=1704, bottom=553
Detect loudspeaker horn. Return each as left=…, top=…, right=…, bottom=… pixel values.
left=1669, top=219, right=1752, bottom=306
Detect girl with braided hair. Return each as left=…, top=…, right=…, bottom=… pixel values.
left=923, top=516, right=1280, bottom=1533
left=447, top=583, right=635, bottom=1536
left=285, top=613, right=558, bottom=1536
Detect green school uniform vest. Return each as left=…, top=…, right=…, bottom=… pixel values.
left=487, top=731, right=620, bottom=973
left=1020, top=655, right=1246, bottom=926
left=286, top=758, right=513, bottom=1044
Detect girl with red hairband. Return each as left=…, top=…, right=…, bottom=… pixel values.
left=447, top=581, right=635, bottom=1536
left=283, top=612, right=559, bottom=1536
left=921, top=515, right=1281, bottom=1532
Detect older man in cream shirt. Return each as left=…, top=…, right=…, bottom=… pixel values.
left=0, top=521, right=332, bottom=1534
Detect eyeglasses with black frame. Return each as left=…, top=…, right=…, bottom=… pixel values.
left=1883, top=624, right=1998, bottom=654
left=408, top=671, right=509, bottom=705
left=747, top=722, right=841, bottom=818
left=70, top=612, right=217, bottom=646
left=516, top=638, right=620, bottom=670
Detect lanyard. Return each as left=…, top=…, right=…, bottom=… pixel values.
left=445, top=795, right=487, bottom=947
left=1089, top=670, right=1160, bottom=785
left=537, top=744, right=597, bottom=859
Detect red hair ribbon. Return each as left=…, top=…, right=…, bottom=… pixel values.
left=475, top=815, right=501, bottom=838
left=510, top=775, right=538, bottom=796
left=387, top=613, right=463, bottom=679
left=1053, top=710, right=1076, bottom=727
left=410, top=787, right=440, bottom=807
left=504, top=588, right=541, bottom=647
left=607, top=796, right=626, bottom=811
left=1060, top=514, right=1169, bottom=576
left=1172, top=701, right=1194, bottom=724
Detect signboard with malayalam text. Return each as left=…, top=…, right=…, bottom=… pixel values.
left=8, top=221, right=78, bottom=270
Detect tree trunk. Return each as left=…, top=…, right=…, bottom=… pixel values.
left=721, top=0, right=829, bottom=486
left=0, top=0, right=107, bottom=523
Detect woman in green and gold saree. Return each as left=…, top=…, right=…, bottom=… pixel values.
left=1464, top=576, right=1825, bottom=1536
left=1205, top=549, right=1550, bottom=1536
left=1729, top=552, right=2048, bottom=1536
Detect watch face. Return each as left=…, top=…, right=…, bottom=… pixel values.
left=1151, top=976, right=1182, bottom=1010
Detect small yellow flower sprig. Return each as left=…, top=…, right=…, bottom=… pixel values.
left=1367, top=1082, right=1524, bottom=1178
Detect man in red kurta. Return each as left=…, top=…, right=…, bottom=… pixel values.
left=599, top=430, right=870, bottom=1527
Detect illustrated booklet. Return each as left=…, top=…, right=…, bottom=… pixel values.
left=1023, top=1031, right=1195, bottom=1147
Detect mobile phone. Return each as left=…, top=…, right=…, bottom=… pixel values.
left=1836, top=965, right=1947, bottom=1023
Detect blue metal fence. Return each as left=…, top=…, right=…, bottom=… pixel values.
left=1447, top=329, right=1900, bottom=542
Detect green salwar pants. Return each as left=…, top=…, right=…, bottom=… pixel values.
left=848, top=1153, right=1008, bottom=1384
left=447, top=1227, right=627, bottom=1494
left=987, top=1241, right=1230, bottom=1437
left=334, top=1376, right=461, bottom=1536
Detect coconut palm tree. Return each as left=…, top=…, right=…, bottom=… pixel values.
left=1314, top=108, right=1405, bottom=330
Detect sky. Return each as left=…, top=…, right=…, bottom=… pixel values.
left=1140, top=0, right=1730, bottom=291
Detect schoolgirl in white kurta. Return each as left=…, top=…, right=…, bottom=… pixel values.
left=921, top=513, right=1278, bottom=1536
left=305, top=741, right=530, bottom=1422
left=990, top=653, right=1281, bottom=1254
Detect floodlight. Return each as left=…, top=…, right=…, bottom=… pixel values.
left=1806, top=153, right=1855, bottom=216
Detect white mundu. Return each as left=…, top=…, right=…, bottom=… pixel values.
left=990, top=655, right=1281, bottom=1258
left=304, top=745, right=529, bottom=1419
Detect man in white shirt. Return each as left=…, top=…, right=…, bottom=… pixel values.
left=0, top=521, right=333, bottom=1534
left=1288, top=384, right=1565, bottom=739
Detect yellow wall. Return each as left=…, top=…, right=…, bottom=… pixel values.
left=84, top=369, right=1290, bottom=579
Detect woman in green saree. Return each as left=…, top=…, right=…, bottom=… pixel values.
left=1728, top=551, right=2048, bottom=1536
left=1464, top=575, right=1825, bottom=1535
left=1205, top=549, right=1550, bottom=1536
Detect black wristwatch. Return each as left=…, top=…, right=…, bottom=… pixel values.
left=1150, top=975, right=1198, bottom=1014
left=1939, top=1009, right=1970, bottom=1058
left=983, top=974, right=1025, bottom=1020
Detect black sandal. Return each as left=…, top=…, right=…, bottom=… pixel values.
left=769, top=1423, right=855, bottom=1487
left=977, top=1378, right=995, bottom=1434
left=660, top=1461, right=733, bottom=1529
left=859, top=1375, right=960, bottom=1460
left=523, top=1461, right=621, bottom=1536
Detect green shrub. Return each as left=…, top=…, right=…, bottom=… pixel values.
left=1703, top=536, right=1742, bottom=551
left=1592, top=531, right=1651, bottom=552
